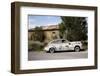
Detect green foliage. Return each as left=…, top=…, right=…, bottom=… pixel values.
left=60, top=17, right=87, bottom=41
left=28, top=41, right=44, bottom=51
left=59, top=23, right=66, bottom=38
left=32, top=27, right=45, bottom=42
left=81, top=40, right=88, bottom=50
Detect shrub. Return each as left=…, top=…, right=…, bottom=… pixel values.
left=81, top=41, right=88, bottom=50
left=28, top=41, right=44, bottom=51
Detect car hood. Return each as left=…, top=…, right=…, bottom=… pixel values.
left=70, top=41, right=82, bottom=44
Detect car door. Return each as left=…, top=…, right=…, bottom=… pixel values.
left=56, top=40, right=63, bottom=51
left=61, top=40, right=69, bottom=51
left=52, top=40, right=62, bottom=51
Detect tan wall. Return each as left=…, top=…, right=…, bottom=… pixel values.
left=44, top=30, right=59, bottom=42
left=28, top=30, right=60, bottom=42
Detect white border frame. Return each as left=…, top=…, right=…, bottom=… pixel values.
left=20, top=6, right=95, bottom=70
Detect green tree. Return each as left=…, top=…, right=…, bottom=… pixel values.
left=60, top=17, right=87, bottom=41
left=59, top=23, right=66, bottom=38
left=32, top=27, right=45, bottom=42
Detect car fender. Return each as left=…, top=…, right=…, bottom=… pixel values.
left=49, top=45, right=57, bottom=51
left=74, top=45, right=80, bottom=48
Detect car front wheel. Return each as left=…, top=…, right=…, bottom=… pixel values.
left=74, top=46, right=80, bottom=52
left=49, top=48, right=55, bottom=53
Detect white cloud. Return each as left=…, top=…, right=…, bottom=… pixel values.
left=28, top=24, right=38, bottom=29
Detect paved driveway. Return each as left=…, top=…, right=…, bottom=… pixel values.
left=28, top=50, right=88, bottom=61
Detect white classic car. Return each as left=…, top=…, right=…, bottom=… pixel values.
left=44, top=39, right=83, bottom=53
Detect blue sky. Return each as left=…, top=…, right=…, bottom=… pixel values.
left=28, top=15, right=62, bottom=29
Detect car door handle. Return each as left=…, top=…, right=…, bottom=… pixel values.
left=65, top=45, right=68, bottom=47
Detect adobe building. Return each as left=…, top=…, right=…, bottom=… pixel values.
left=28, top=25, right=60, bottom=42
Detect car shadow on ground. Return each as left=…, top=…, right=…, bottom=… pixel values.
left=46, top=49, right=86, bottom=53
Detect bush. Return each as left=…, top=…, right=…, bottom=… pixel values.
left=28, top=41, right=44, bottom=51
left=81, top=41, right=88, bottom=50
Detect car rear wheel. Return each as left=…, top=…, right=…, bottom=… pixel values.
left=49, top=48, right=55, bottom=53
left=74, top=46, right=80, bottom=52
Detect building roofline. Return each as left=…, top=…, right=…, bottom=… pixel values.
left=28, top=29, right=60, bottom=32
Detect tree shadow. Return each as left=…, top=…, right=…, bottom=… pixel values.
left=54, top=49, right=86, bottom=53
